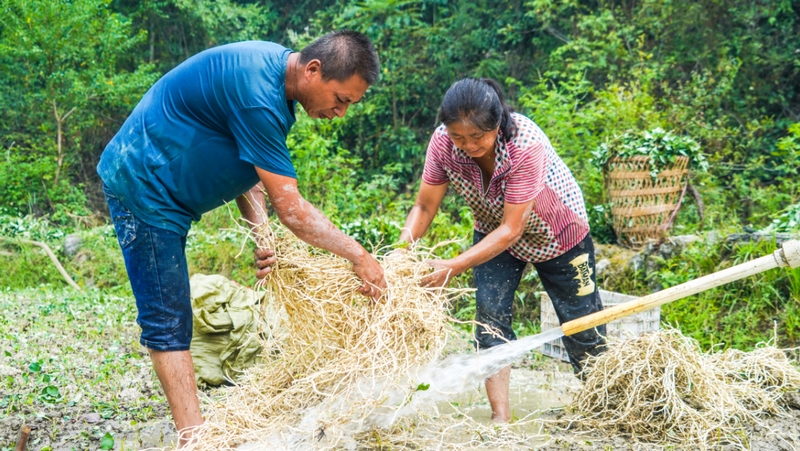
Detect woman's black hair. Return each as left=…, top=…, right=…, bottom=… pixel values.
left=438, top=77, right=515, bottom=139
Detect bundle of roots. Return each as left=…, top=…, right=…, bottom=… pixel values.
left=561, top=328, right=800, bottom=450
left=183, top=223, right=471, bottom=450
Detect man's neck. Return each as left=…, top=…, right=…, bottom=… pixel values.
left=286, top=53, right=301, bottom=102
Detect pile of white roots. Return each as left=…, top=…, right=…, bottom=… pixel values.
left=560, top=328, right=800, bottom=450
left=183, top=223, right=477, bottom=450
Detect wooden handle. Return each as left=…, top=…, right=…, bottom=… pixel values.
left=562, top=252, right=782, bottom=337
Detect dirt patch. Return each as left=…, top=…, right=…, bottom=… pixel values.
left=0, top=414, right=176, bottom=451
left=0, top=289, right=175, bottom=450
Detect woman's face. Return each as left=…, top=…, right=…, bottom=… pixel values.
left=445, top=119, right=499, bottom=161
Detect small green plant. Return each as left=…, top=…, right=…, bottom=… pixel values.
left=763, top=203, right=800, bottom=233
left=588, top=204, right=617, bottom=244
left=100, top=432, right=115, bottom=450
left=591, top=128, right=709, bottom=177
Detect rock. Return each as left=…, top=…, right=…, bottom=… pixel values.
left=669, top=234, right=699, bottom=250
left=652, top=235, right=698, bottom=260
left=645, top=256, right=662, bottom=274
left=595, top=258, right=611, bottom=278
left=82, top=412, right=101, bottom=423
left=63, top=234, right=83, bottom=257
left=642, top=239, right=660, bottom=256
left=659, top=241, right=676, bottom=259
left=648, top=278, right=663, bottom=293
left=726, top=232, right=798, bottom=244
left=628, top=254, right=644, bottom=272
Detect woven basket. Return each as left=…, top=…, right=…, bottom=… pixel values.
left=605, top=156, right=689, bottom=246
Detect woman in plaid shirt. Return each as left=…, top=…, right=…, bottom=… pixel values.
left=399, top=78, right=605, bottom=423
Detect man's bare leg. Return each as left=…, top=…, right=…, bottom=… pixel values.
left=149, top=349, right=204, bottom=446
left=485, top=365, right=511, bottom=423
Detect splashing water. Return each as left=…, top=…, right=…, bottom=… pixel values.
left=237, top=327, right=566, bottom=451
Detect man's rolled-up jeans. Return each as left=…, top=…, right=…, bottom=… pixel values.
left=103, top=184, right=193, bottom=351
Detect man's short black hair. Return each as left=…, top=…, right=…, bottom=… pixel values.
left=298, top=30, right=380, bottom=85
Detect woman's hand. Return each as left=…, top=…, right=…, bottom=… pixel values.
left=421, top=259, right=461, bottom=288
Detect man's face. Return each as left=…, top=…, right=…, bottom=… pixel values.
left=298, top=60, right=369, bottom=120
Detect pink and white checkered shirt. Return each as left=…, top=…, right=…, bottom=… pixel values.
left=422, top=113, right=589, bottom=263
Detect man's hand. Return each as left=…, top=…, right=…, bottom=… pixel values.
left=421, top=259, right=461, bottom=288
left=352, top=252, right=387, bottom=301
left=255, top=248, right=277, bottom=279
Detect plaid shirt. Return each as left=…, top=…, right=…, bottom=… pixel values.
left=422, top=113, right=589, bottom=263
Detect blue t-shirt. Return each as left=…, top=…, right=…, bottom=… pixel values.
left=97, top=41, right=297, bottom=235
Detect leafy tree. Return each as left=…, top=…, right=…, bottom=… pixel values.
left=0, top=0, right=157, bottom=220
left=111, top=0, right=278, bottom=73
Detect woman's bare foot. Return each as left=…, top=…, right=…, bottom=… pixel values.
left=485, top=366, right=512, bottom=424
left=491, top=413, right=511, bottom=424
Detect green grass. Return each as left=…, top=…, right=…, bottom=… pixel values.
left=0, top=287, right=169, bottom=450
left=620, top=238, right=800, bottom=351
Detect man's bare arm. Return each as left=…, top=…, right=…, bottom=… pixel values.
left=256, top=167, right=387, bottom=299
left=235, top=183, right=276, bottom=279
left=235, top=182, right=269, bottom=229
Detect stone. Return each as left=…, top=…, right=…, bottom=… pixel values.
left=726, top=232, right=798, bottom=244
left=659, top=241, right=676, bottom=259
left=669, top=234, right=699, bottom=249
left=82, top=412, right=101, bottom=423
left=642, top=239, right=660, bottom=256
left=63, top=234, right=82, bottom=257
left=645, top=256, right=662, bottom=273
left=628, top=254, right=644, bottom=272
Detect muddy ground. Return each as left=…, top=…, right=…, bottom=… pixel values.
left=2, top=289, right=799, bottom=450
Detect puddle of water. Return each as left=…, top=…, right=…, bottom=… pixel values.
left=370, top=367, right=581, bottom=450
left=436, top=367, right=580, bottom=422
left=236, top=328, right=570, bottom=450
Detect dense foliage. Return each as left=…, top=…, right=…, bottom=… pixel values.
left=1, top=0, right=798, bottom=228
left=1, top=0, right=800, bottom=348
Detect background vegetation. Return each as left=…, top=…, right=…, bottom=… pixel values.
left=1, top=0, right=799, bottom=350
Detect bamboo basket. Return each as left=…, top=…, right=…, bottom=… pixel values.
left=605, top=156, right=689, bottom=246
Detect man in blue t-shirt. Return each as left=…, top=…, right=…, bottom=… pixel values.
left=97, top=30, right=385, bottom=445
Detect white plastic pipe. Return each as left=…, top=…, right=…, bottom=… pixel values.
left=562, top=240, right=800, bottom=337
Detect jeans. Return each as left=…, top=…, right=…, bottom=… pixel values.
left=103, top=184, right=193, bottom=351
left=473, top=230, right=606, bottom=373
